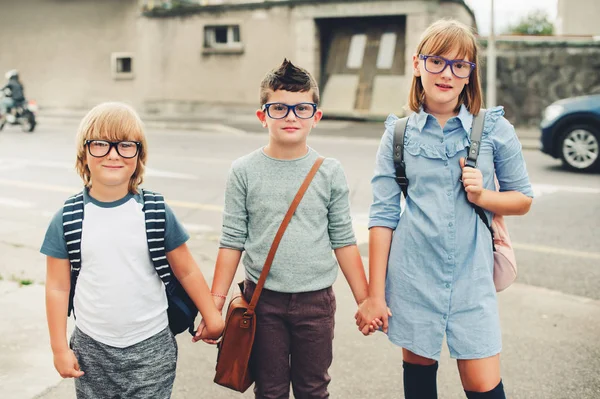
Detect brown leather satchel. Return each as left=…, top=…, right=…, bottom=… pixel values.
left=214, top=156, right=325, bottom=393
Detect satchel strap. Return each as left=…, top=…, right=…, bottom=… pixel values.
left=246, top=156, right=325, bottom=316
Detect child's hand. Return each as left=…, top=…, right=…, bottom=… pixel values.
left=193, top=317, right=225, bottom=344
left=53, top=349, right=84, bottom=378
left=355, top=297, right=392, bottom=335
left=460, top=157, right=484, bottom=204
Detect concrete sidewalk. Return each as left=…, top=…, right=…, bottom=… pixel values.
left=2, top=275, right=599, bottom=399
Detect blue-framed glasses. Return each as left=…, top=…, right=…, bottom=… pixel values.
left=262, top=102, right=317, bottom=119
left=418, top=54, right=476, bottom=79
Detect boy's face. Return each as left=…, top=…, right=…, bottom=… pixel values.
left=256, top=89, right=323, bottom=147
left=85, top=142, right=138, bottom=192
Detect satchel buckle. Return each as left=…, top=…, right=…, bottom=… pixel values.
left=240, top=311, right=253, bottom=328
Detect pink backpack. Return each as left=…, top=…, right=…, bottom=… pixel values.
left=393, top=110, right=517, bottom=292
left=490, top=176, right=517, bottom=292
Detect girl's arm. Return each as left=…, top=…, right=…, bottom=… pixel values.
left=356, top=227, right=394, bottom=333
left=460, top=158, right=533, bottom=215
left=471, top=189, right=532, bottom=216
left=334, top=244, right=368, bottom=305
left=46, top=256, right=84, bottom=378
left=167, top=243, right=225, bottom=340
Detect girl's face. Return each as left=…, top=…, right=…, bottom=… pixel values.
left=413, top=50, right=471, bottom=111
left=85, top=140, right=138, bottom=193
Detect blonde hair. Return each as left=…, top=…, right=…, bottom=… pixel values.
left=75, top=102, right=147, bottom=193
left=408, top=19, right=483, bottom=115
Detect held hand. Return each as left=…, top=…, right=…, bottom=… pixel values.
left=355, top=297, right=392, bottom=335
left=193, top=317, right=225, bottom=344
left=459, top=157, right=484, bottom=205
left=192, top=294, right=226, bottom=344
left=53, top=349, right=84, bottom=379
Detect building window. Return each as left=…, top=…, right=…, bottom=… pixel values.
left=376, top=32, right=397, bottom=69
left=204, top=25, right=243, bottom=54
left=111, top=53, right=134, bottom=80
left=346, top=34, right=367, bottom=69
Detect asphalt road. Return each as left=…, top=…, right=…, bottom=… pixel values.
left=0, top=121, right=598, bottom=399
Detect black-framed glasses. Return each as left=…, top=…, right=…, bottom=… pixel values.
left=85, top=140, right=141, bottom=159
left=262, top=102, right=317, bottom=119
left=418, top=54, right=476, bottom=79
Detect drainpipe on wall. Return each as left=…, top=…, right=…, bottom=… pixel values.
left=486, top=0, right=497, bottom=108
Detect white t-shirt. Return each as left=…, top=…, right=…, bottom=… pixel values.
left=41, top=189, right=189, bottom=348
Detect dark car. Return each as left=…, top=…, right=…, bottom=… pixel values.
left=540, top=94, right=600, bottom=172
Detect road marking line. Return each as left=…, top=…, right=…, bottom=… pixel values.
left=2, top=178, right=598, bottom=261
left=351, top=223, right=600, bottom=261
left=0, top=178, right=77, bottom=193
left=512, top=243, right=600, bottom=260
left=0, top=197, right=35, bottom=208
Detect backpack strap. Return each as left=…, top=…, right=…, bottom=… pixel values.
left=393, top=116, right=410, bottom=198
left=63, top=191, right=85, bottom=317
left=141, top=189, right=174, bottom=286
left=466, top=110, right=495, bottom=243
left=465, top=110, right=486, bottom=168
left=142, top=189, right=197, bottom=335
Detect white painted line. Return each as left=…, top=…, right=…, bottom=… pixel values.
left=0, top=197, right=35, bottom=209
left=532, top=183, right=600, bottom=198
left=1, top=178, right=598, bottom=261
left=513, top=243, right=600, bottom=261
left=0, top=159, right=199, bottom=180
left=182, top=223, right=214, bottom=233
left=145, top=168, right=198, bottom=180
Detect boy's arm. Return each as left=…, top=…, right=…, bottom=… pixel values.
left=45, top=256, right=84, bottom=378
left=210, top=247, right=243, bottom=311
left=193, top=247, right=242, bottom=345
left=166, top=243, right=224, bottom=340
left=334, top=245, right=368, bottom=305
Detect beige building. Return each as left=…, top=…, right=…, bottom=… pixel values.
left=556, top=0, right=600, bottom=36
left=0, top=0, right=475, bottom=118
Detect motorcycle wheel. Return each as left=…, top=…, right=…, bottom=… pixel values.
left=21, top=111, right=36, bottom=133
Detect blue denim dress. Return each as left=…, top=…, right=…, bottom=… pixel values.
left=368, top=105, right=534, bottom=360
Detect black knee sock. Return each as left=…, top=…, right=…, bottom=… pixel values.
left=465, top=380, right=505, bottom=399
left=403, top=361, right=438, bottom=399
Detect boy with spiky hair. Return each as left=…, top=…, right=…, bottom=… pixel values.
left=198, top=59, right=372, bottom=398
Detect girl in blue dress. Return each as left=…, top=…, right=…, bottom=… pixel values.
left=356, top=19, right=534, bottom=398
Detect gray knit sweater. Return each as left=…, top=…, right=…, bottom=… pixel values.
left=219, top=147, right=356, bottom=293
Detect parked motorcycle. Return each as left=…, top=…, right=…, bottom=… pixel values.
left=0, top=89, right=37, bottom=133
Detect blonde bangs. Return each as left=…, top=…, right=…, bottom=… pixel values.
left=418, top=22, right=476, bottom=61
left=79, top=103, right=145, bottom=143
left=75, top=102, right=148, bottom=193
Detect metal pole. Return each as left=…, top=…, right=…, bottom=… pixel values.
left=486, top=0, right=497, bottom=108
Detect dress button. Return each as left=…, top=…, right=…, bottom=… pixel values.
left=449, top=222, right=453, bottom=227
left=447, top=192, right=451, bottom=196
left=445, top=283, right=450, bottom=288
left=443, top=314, right=447, bottom=320
left=448, top=255, right=453, bottom=260
left=444, top=161, right=449, bottom=166
left=440, top=138, right=444, bottom=143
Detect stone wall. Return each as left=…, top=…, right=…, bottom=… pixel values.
left=480, top=40, right=600, bottom=127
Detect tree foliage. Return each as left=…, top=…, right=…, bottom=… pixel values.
left=506, top=10, right=554, bottom=36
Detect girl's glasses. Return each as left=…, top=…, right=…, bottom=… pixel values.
left=418, top=54, right=476, bottom=79
left=262, top=102, right=317, bottom=119
left=85, top=140, right=141, bottom=159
